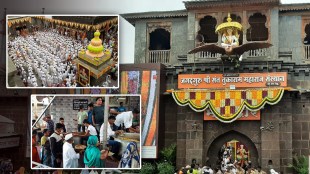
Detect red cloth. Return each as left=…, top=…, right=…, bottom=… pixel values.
left=32, top=137, right=40, bottom=166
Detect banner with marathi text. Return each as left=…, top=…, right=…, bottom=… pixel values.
left=178, top=72, right=287, bottom=89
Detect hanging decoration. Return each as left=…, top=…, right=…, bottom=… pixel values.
left=172, top=88, right=284, bottom=123
left=9, top=16, right=118, bottom=31
left=7, top=17, right=32, bottom=28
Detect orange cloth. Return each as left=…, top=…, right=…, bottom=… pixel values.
left=32, top=137, right=40, bottom=166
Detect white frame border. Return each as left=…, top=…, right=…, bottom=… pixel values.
left=6, top=14, right=120, bottom=89
left=30, top=94, right=142, bottom=170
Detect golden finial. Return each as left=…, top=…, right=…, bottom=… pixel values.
left=227, top=13, right=232, bottom=22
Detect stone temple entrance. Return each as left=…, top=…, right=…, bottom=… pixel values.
left=206, top=130, right=259, bottom=169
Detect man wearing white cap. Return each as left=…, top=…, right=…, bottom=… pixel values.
left=63, top=133, right=81, bottom=168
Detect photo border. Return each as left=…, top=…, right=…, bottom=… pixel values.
left=6, top=14, right=120, bottom=89
left=30, top=94, right=142, bottom=170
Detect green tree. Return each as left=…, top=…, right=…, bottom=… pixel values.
left=139, top=162, right=156, bottom=174
left=289, top=155, right=309, bottom=174
left=157, top=162, right=175, bottom=174
left=160, top=144, right=176, bottom=165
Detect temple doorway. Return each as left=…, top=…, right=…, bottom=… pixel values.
left=206, top=130, right=259, bottom=169
left=219, top=140, right=250, bottom=170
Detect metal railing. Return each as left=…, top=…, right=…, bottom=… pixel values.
left=304, top=45, right=310, bottom=60
left=196, top=51, right=221, bottom=59
left=148, top=50, right=170, bottom=64
left=247, top=48, right=268, bottom=58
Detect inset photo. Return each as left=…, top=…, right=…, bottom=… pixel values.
left=7, top=15, right=119, bottom=88
left=31, top=95, right=141, bottom=169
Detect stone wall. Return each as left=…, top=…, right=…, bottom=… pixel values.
left=134, top=21, right=147, bottom=63
left=133, top=18, right=188, bottom=65
left=0, top=97, right=30, bottom=171
left=270, top=8, right=279, bottom=60
left=171, top=18, right=188, bottom=65
left=261, top=92, right=293, bottom=173
left=279, top=15, right=303, bottom=63
left=292, top=93, right=310, bottom=158
left=186, top=12, right=196, bottom=63
left=176, top=105, right=204, bottom=168
left=163, top=95, right=177, bottom=149
left=50, top=96, right=96, bottom=132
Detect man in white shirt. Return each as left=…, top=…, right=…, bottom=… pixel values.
left=100, top=116, right=122, bottom=158
left=114, top=109, right=140, bottom=133
left=75, top=119, right=97, bottom=145
left=63, top=133, right=81, bottom=168
left=83, top=119, right=97, bottom=136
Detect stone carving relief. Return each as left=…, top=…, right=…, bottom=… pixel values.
left=148, top=22, right=171, bottom=33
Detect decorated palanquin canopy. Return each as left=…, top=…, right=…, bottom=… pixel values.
left=215, top=13, right=242, bottom=34
left=172, top=88, right=284, bottom=123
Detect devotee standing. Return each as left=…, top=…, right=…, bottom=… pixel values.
left=117, top=102, right=126, bottom=112
left=43, top=115, right=55, bottom=135
left=63, top=133, right=81, bottom=168
left=40, top=129, right=49, bottom=146
left=87, top=103, right=94, bottom=125
left=32, top=130, right=40, bottom=166
left=76, top=105, right=88, bottom=132
left=41, top=129, right=51, bottom=167
left=93, top=97, right=104, bottom=131
left=50, top=123, right=64, bottom=168
left=59, top=117, right=66, bottom=133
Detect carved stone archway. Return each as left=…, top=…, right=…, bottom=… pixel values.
left=206, top=130, right=259, bottom=168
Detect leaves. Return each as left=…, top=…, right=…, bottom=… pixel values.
left=288, top=155, right=309, bottom=174
left=160, top=143, right=176, bottom=164
left=157, top=162, right=175, bottom=174
left=139, top=162, right=156, bottom=174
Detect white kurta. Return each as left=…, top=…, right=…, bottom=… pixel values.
left=99, top=123, right=115, bottom=143
left=114, top=111, right=133, bottom=128
left=63, top=142, right=80, bottom=168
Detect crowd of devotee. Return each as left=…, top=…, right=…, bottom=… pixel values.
left=104, top=28, right=118, bottom=81
left=9, top=29, right=80, bottom=87
left=31, top=97, right=140, bottom=169
left=176, top=163, right=277, bottom=174
left=8, top=23, right=118, bottom=87
left=176, top=143, right=279, bottom=174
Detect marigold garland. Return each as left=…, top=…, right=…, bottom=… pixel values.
left=172, top=88, right=284, bottom=123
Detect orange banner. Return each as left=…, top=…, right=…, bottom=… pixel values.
left=204, top=109, right=260, bottom=121
left=178, top=72, right=287, bottom=89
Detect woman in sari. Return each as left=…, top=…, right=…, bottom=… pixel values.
left=84, top=135, right=104, bottom=168
left=119, top=142, right=140, bottom=168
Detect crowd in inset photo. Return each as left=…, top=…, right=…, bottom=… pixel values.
left=31, top=97, right=140, bottom=169
left=8, top=21, right=118, bottom=87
